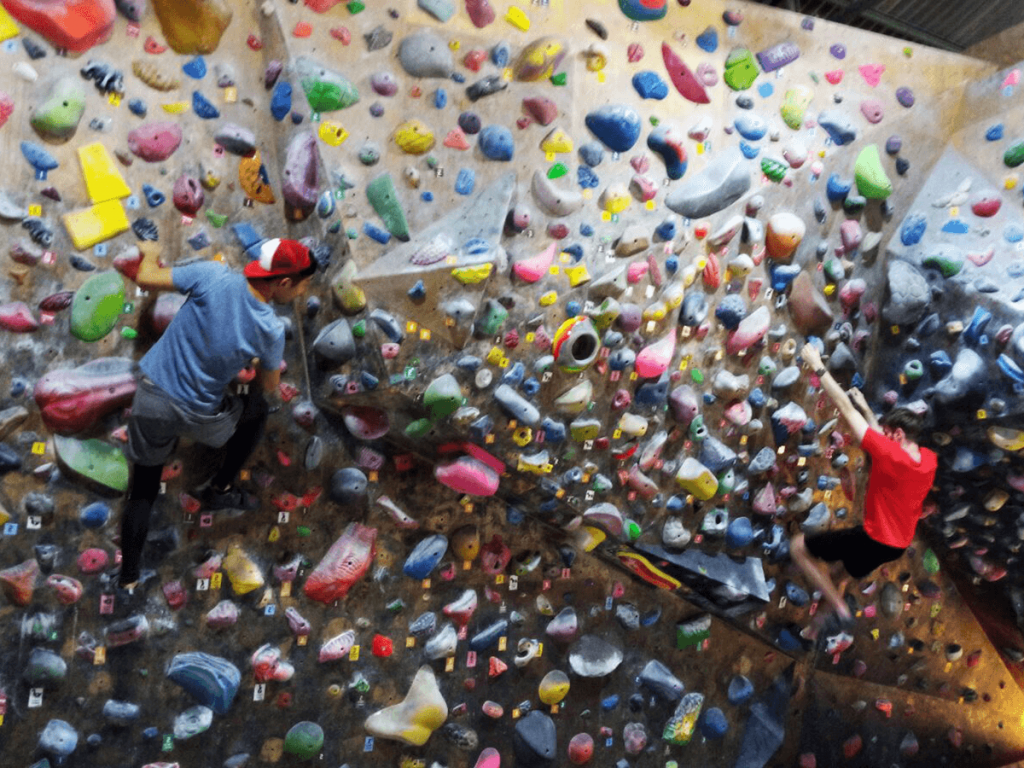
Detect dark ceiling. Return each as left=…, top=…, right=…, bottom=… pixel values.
left=748, top=0, right=1024, bottom=53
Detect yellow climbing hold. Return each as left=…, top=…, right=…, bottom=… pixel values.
left=512, top=427, right=533, bottom=447
left=564, top=264, right=590, bottom=287
left=643, top=301, right=668, bottom=322
left=451, top=263, right=493, bottom=284
left=538, top=670, right=570, bottom=705
left=0, top=5, right=20, bottom=42
left=505, top=5, right=530, bottom=31
left=599, top=184, right=632, bottom=214
left=539, top=291, right=558, bottom=306
left=394, top=120, right=436, bottom=155
left=78, top=143, right=131, bottom=204
left=517, top=453, right=553, bottom=475
left=1005, top=175, right=1018, bottom=190
left=578, top=525, right=606, bottom=552
left=319, top=120, right=349, bottom=147
left=223, top=544, right=265, bottom=595
left=540, top=127, right=573, bottom=154
left=62, top=200, right=130, bottom=250
left=988, top=426, right=1024, bottom=451
left=161, top=101, right=189, bottom=113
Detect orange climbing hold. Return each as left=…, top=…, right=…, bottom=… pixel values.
left=2, top=0, right=116, bottom=52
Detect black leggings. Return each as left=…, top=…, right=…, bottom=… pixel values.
left=119, top=392, right=269, bottom=584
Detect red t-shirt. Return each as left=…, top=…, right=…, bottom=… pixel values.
left=861, top=428, right=937, bottom=549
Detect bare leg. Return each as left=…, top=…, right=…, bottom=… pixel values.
left=790, top=533, right=853, bottom=622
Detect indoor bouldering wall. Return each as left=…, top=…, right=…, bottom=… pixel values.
left=2, top=0, right=1024, bottom=766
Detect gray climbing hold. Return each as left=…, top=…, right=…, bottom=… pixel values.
left=882, top=260, right=930, bottom=326
left=397, top=31, right=454, bottom=78
left=313, top=318, right=356, bottom=364
left=665, top=147, right=750, bottom=218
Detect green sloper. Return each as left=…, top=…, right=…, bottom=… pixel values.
left=366, top=173, right=410, bottom=241
left=296, top=56, right=359, bottom=112
left=723, top=48, right=759, bottom=91
left=71, top=271, right=125, bottom=342
left=31, top=77, right=87, bottom=143
left=54, top=435, right=129, bottom=493
left=854, top=144, right=892, bottom=200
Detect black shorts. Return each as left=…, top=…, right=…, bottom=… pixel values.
left=804, top=526, right=905, bottom=579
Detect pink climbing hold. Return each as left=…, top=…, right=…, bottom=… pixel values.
left=522, top=96, right=559, bottom=126
left=725, top=305, right=769, bottom=355
left=626, top=261, right=649, bottom=283
left=859, top=98, right=884, bottom=124
left=967, top=246, right=995, bottom=267
left=304, top=0, right=343, bottom=10
left=444, top=127, right=471, bottom=150
left=634, top=329, right=676, bottom=378
left=513, top=242, right=557, bottom=283
left=839, top=219, right=862, bottom=252
left=172, top=173, right=205, bottom=217
left=435, top=455, right=500, bottom=496
left=127, top=122, right=183, bottom=162
left=824, top=70, right=843, bottom=85
left=34, top=358, right=137, bottom=435
left=465, top=0, right=495, bottom=28
left=46, top=574, right=84, bottom=605
left=662, top=43, right=710, bottom=104
left=473, top=747, right=501, bottom=768
left=1003, top=69, right=1021, bottom=88
left=0, top=92, right=13, bottom=129
left=77, top=548, right=110, bottom=575
left=303, top=523, right=377, bottom=603
left=858, top=63, right=885, bottom=87
left=113, top=248, right=144, bottom=282
left=0, top=301, right=38, bottom=332
left=752, top=483, right=776, bottom=514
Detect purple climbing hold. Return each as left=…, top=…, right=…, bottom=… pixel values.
left=756, top=41, right=799, bottom=73
left=830, top=43, right=846, bottom=59
left=895, top=86, right=915, bottom=107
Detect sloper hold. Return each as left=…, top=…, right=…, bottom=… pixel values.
left=366, top=173, right=410, bottom=241
left=166, top=652, right=241, bottom=715
left=853, top=143, right=892, bottom=199
left=585, top=104, right=642, bottom=153
left=151, top=0, right=232, bottom=54
left=665, top=147, right=750, bottom=218
left=295, top=56, right=359, bottom=112
left=126, top=122, right=182, bottom=162
left=662, top=43, right=710, bottom=104
left=364, top=666, right=448, bottom=745
left=398, top=30, right=454, bottom=78
left=70, top=271, right=125, bottom=342
left=531, top=169, right=583, bottom=216
left=618, top=0, right=666, bottom=21
left=304, top=523, right=377, bottom=602
left=53, top=435, right=128, bottom=492
left=647, top=124, right=687, bottom=179
left=63, top=200, right=130, bottom=250
left=34, top=357, right=136, bottom=434
left=3, top=0, right=116, bottom=53
left=282, top=131, right=320, bottom=222
left=31, top=76, right=86, bottom=143
left=512, top=37, right=567, bottom=82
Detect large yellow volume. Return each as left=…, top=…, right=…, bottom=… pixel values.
left=78, top=143, right=132, bottom=203
left=63, top=200, right=130, bottom=250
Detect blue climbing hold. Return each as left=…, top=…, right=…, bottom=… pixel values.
left=578, top=141, right=604, bottom=167
left=963, top=305, right=992, bottom=346
left=21, top=141, right=58, bottom=177
left=271, top=81, right=292, bottom=121
left=986, top=124, right=1004, bottom=141
left=825, top=173, right=852, bottom=202
left=695, top=26, right=718, bottom=52
left=541, top=418, right=566, bottom=442
left=1005, top=224, right=1024, bottom=243
left=900, top=213, right=927, bottom=246
left=142, top=184, right=165, bottom=207
left=182, top=56, right=207, bottom=79
left=941, top=219, right=969, bottom=234
left=577, top=166, right=600, bottom=189
left=128, top=98, right=147, bottom=117
left=726, top=516, right=753, bottom=548
left=80, top=501, right=110, bottom=529
left=491, top=41, right=511, bottom=67
left=734, top=113, right=768, bottom=141
left=714, top=294, right=746, bottom=330
left=403, top=534, right=449, bottom=579
left=739, top=141, right=760, bottom=159
left=700, top=707, right=729, bottom=739
left=192, top=91, right=219, bottom=119
left=727, top=675, right=754, bottom=705
left=478, top=125, right=514, bottom=161
left=363, top=222, right=391, bottom=244
left=585, top=104, right=642, bottom=153
left=769, top=263, right=801, bottom=292
left=455, top=168, right=476, bottom=195
left=631, top=71, right=668, bottom=100
left=408, top=280, right=426, bottom=300
left=166, top=653, right=241, bottom=715
left=647, top=125, right=688, bottom=179
left=434, top=88, right=447, bottom=109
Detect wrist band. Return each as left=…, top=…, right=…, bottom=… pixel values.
left=813, top=367, right=826, bottom=377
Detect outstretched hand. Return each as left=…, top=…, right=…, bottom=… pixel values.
left=848, top=387, right=869, bottom=412
left=800, top=342, right=823, bottom=372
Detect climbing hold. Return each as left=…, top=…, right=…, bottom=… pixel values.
left=662, top=43, right=710, bottom=104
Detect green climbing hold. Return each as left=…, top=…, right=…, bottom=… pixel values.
left=405, top=418, right=433, bottom=438
left=205, top=211, right=227, bottom=228
left=347, top=0, right=365, bottom=12
left=477, top=300, right=508, bottom=336
left=723, top=48, right=759, bottom=91
left=297, top=526, right=312, bottom=537
left=423, top=374, right=464, bottom=420
left=284, top=721, right=325, bottom=760
left=297, top=57, right=359, bottom=113
left=760, top=158, right=786, bottom=182
left=922, top=252, right=963, bottom=277
left=366, top=173, right=410, bottom=241
left=690, top=368, right=704, bottom=384
left=1004, top=141, right=1024, bottom=168
left=387, top=598, right=405, bottom=612
left=71, top=271, right=125, bottom=342
left=550, top=72, right=567, bottom=86
left=780, top=85, right=813, bottom=130
left=121, top=327, right=138, bottom=339
left=352, top=320, right=366, bottom=338
left=547, top=163, right=568, bottom=179
left=823, top=257, right=845, bottom=283
left=650, top=116, right=660, bottom=126
left=853, top=144, right=892, bottom=199
left=569, top=418, right=601, bottom=442
left=623, top=520, right=642, bottom=541
left=54, top=435, right=129, bottom=493
left=31, top=76, right=87, bottom=143
left=922, top=548, right=940, bottom=574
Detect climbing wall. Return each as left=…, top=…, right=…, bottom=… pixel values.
left=2, top=0, right=1024, bottom=766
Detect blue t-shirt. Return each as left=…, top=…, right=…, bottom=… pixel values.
left=139, top=261, right=285, bottom=413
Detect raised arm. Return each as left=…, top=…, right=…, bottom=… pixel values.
left=800, top=343, right=869, bottom=444
left=847, top=386, right=880, bottom=430
left=114, top=242, right=176, bottom=293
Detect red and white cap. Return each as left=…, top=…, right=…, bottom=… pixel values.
left=244, top=238, right=312, bottom=279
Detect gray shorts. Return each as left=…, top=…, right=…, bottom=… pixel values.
left=126, top=376, right=243, bottom=467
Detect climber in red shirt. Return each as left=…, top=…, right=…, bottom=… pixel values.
left=790, top=343, right=938, bottom=631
